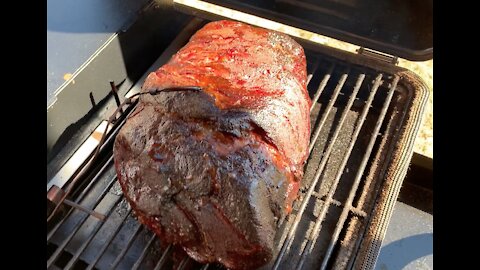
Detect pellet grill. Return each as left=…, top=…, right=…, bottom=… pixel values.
left=47, top=0, right=432, bottom=269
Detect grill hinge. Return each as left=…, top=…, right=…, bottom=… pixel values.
left=357, top=47, right=398, bottom=65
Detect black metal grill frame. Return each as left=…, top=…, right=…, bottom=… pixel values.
left=47, top=18, right=426, bottom=270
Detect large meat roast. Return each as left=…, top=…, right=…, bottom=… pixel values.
left=113, top=20, right=311, bottom=269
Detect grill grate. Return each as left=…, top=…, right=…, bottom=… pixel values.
left=47, top=44, right=406, bottom=270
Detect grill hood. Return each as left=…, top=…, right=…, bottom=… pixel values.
left=196, top=0, right=433, bottom=61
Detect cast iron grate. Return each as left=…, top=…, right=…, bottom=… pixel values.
left=47, top=47, right=404, bottom=270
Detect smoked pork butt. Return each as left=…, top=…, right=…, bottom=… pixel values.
left=113, top=20, right=311, bottom=269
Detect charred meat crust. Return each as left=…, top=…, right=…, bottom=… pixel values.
left=113, top=20, right=310, bottom=269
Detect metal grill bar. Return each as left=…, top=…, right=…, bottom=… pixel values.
left=311, top=192, right=366, bottom=217
left=319, top=76, right=399, bottom=270
left=310, top=64, right=334, bottom=112
left=131, top=233, right=157, bottom=270
left=308, top=71, right=348, bottom=153
left=47, top=121, right=114, bottom=223
left=345, top=78, right=408, bottom=270
left=306, top=61, right=320, bottom=87
left=153, top=245, right=173, bottom=270
left=47, top=175, right=118, bottom=268
left=110, top=223, right=143, bottom=269
left=306, top=70, right=315, bottom=85
left=63, top=199, right=106, bottom=220
left=47, top=42, right=408, bottom=270
left=276, top=60, right=330, bottom=228
left=177, top=257, right=190, bottom=270
left=295, top=74, right=381, bottom=270
left=64, top=197, right=125, bottom=270
left=350, top=207, right=367, bottom=218
left=47, top=156, right=114, bottom=241
left=306, top=58, right=320, bottom=85
left=272, top=87, right=343, bottom=238
left=273, top=70, right=357, bottom=269
left=86, top=208, right=133, bottom=270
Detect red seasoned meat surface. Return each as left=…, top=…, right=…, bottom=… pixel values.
left=113, top=20, right=310, bottom=269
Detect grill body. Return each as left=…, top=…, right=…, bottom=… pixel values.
left=47, top=4, right=429, bottom=270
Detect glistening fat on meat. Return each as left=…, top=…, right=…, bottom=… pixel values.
left=113, top=20, right=311, bottom=269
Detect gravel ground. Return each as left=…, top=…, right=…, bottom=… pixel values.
left=397, top=59, right=433, bottom=158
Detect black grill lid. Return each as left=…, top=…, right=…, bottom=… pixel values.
left=203, top=0, right=433, bottom=61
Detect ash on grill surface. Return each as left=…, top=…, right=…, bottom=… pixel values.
left=47, top=24, right=419, bottom=269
